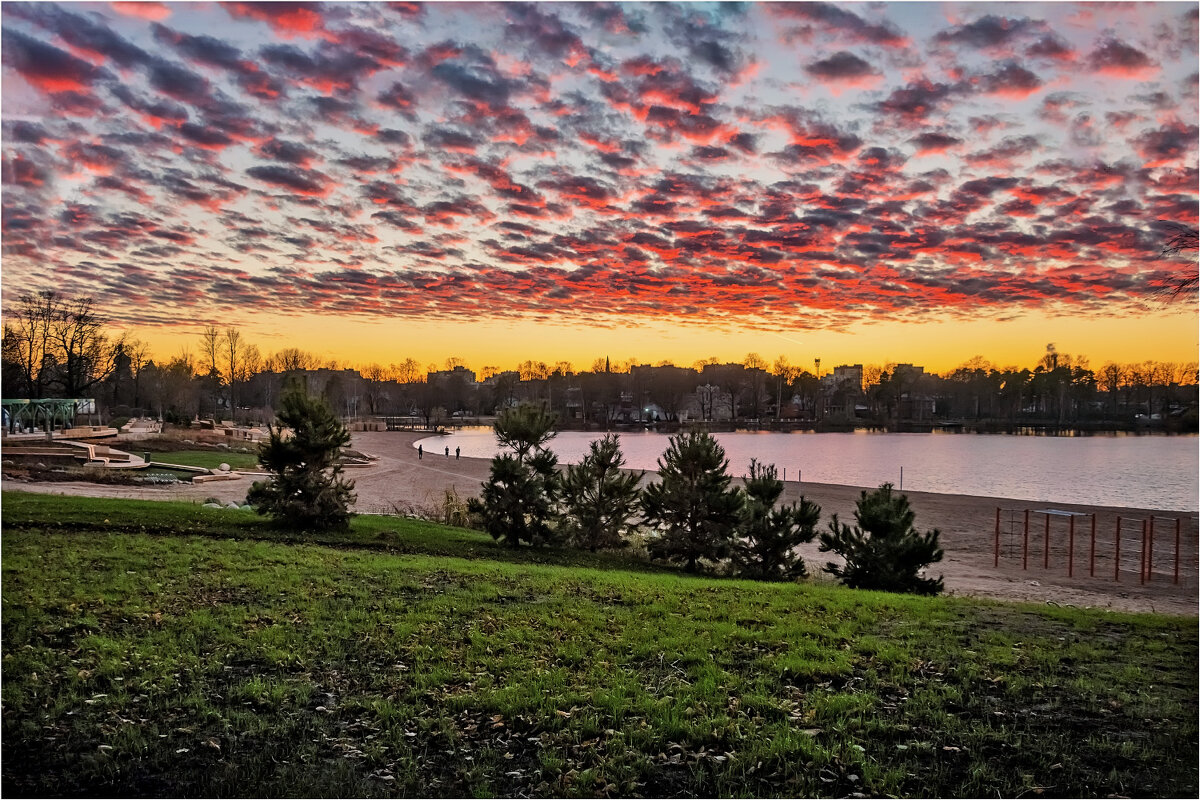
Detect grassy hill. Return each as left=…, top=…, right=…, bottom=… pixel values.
left=2, top=491, right=1196, bottom=797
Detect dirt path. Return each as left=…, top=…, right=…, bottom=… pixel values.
left=6, top=430, right=1197, bottom=616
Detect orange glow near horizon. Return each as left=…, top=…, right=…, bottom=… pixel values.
left=127, top=307, right=1199, bottom=375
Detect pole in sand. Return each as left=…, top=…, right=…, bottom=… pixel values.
left=1023, top=509, right=1030, bottom=570
left=1140, top=519, right=1148, bottom=585
left=994, top=507, right=1001, bottom=567
left=1114, top=517, right=1121, bottom=582
left=1068, top=514, right=1075, bottom=577
left=1044, top=513, right=1051, bottom=570
left=1089, top=515, right=1097, bottom=578
left=1147, top=516, right=1155, bottom=582
left=1174, top=517, right=1181, bottom=585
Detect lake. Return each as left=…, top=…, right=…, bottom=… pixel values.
left=416, top=428, right=1199, bottom=512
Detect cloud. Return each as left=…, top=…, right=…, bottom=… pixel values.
left=222, top=1, right=328, bottom=39
left=111, top=2, right=171, bottom=22
left=933, top=15, right=1043, bottom=50
left=1025, top=34, right=1076, bottom=62
left=805, top=51, right=881, bottom=92
left=1132, top=121, right=1199, bottom=168
left=260, top=43, right=382, bottom=94
left=976, top=62, right=1043, bottom=99
left=1, top=29, right=111, bottom=93
left=910, top=132, right=963, bottom=155
left=1, top=1, right=1193, bottom=333
left=246, top=164, right=332, bottom=197
left=1087, top=38, right=1158, bottom=79
left=871, top=79, right=957, bottom=125
left=767, top=3, right=908, bottom=48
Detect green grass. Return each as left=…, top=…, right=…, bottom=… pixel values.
left=2, top=491, right=1197, bottom=797
left=143, top=449, right=260, bottom=470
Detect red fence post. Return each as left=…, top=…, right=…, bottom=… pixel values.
left=1089, top=515, right=1096, bottom=578
left=1044, top=513, right=1051, bottom=570
left=994, top=507, right=1000, bottom=567
left=1068, top=515, right=1075, bottom=577
left=1023, top=509, right=1029, bottom=570
left=1140, top=519, right=1148, bottom=585
left=1174, top=517, right=1181, bottom=585
left=1114, top=517, right=1121, bottom=582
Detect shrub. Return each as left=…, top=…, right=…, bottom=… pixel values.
left=732, top=459, right=821, bottom=581
left=818, top=483, right=943, bottom=595
left=247, top=385, right=356, bottom=531
left=561, top=434, right=642, bottom=551
left=467, top=404, right=562, bottom=546
left=641, top=430, right=742, bottom=572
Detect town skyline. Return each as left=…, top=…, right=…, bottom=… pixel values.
left=2, top=2, right=1197, bottom=371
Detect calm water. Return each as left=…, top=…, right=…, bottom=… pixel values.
left=417, top=429, right=1199, bottom=511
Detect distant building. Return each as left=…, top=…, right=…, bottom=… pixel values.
left=428, top=365, right=477, bottom=385
left=819, top=364, right=864, bottom=417
left=564, top=386, right=584, bottom=420
left=481, top=369, right=519, bottom=386
left=823, top=364, right=864, bottom=393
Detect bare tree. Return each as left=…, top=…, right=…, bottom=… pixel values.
left=1160, top=224, right=1198, bottom=297
left=47, top=295, right=124, bottom=398
left=3, top=292, right=58, bottom=397
left=393, top=357, right=424, bottom=385
left=198, top=325, right=221, bottom=378
left=274, top=347, right=317, bottom=372
left=223, top=328, right=242, bottom=411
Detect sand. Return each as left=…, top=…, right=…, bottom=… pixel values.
left=6, top=429, right=1197, bottom=616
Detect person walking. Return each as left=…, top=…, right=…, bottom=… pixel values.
left=418, top=444, right=423, bottom=459
left=455, top=446, right=460, bottom=460
left=445, top=446, right=449, bottom=457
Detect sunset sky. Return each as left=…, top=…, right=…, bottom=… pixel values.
left=2, top=1, right=1197, bottom=373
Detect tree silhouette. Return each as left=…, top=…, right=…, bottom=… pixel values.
left=642, top=430, right=742, bottom=572
left=248, top=384, right=356, bottom=531
left=733, top=460, right=821, bottom=581
left=561, top=434, right=642, bottom=551
left=468, top=404, right=562, bottom=546
left=819, top=483, right=943, bottom=595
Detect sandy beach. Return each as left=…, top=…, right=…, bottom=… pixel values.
left=7, top=429, right=1197, bottom=616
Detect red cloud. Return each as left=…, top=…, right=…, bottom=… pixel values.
left=1087, top=38, right=1159, bottom=80
left=222, top=2, right=329, bottom=40
left=110, top=2, right=171, bottom=21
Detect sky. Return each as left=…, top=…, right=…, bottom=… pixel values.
left=2, top=1, right=1197, bottom=373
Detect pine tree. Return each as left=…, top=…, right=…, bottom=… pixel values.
left=493, top=403, right=558, bottom=460
left=732, top=459, right=821, bottom=581
left=562, top=434, right=642, bottom=551
left=471, top=450, right=560, bottom=546
left=641, top=430, right=742, bottom=572
left=818, top=483, right=944, bottom=594
left=247, top=384, right=356, bottom=531
left=468, top=403, right=562, bottom=546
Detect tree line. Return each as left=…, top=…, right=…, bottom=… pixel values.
left=467, top=405, right=944, bottom=593
left=256, top=390, right=945, bottom=595
left=3, top=292, right=1196, bottom=431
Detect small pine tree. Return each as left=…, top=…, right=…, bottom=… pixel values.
left=467, top=403, right=562, bottom=546
left=562, top=434, right=642, bottom=551
left=248, top=384, right=356, bottom=531
left=818, top=483, right=944, bottom=595
left=470, top=450, right=560, bottom=546
left=641, top=430, right=742, bottom=572
left=733, top=459, right=821, bottom=581
left=494, top=403, right=558, bottom=460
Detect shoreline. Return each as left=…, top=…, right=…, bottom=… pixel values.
left=4, top=428, right=1196, bottom=616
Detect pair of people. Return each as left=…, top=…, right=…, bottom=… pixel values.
left=417, top=444, right=459, bottom=459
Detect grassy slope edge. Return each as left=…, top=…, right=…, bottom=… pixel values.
left=2, top=491, right=1197, bottom=798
